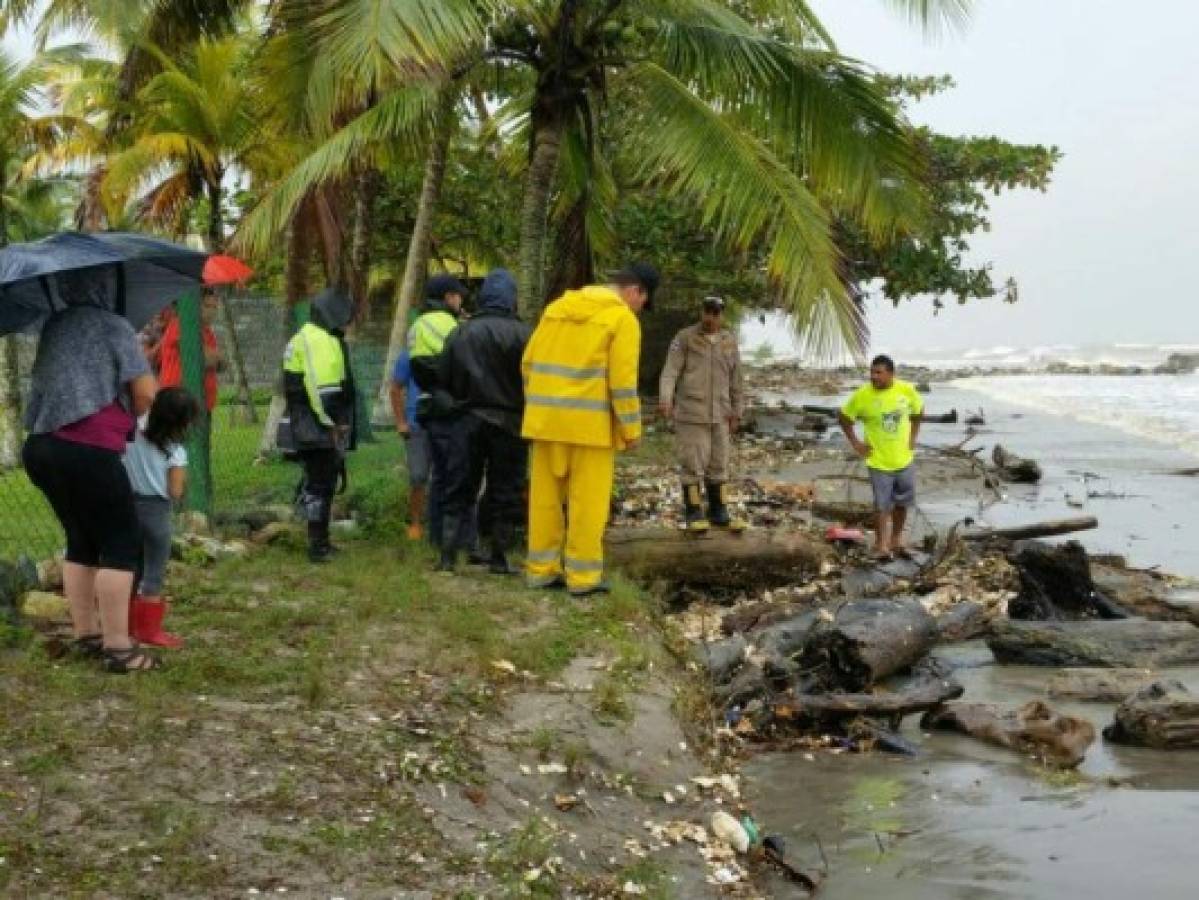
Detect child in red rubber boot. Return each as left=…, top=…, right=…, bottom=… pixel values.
left=124, top=387, right=199, bottom=648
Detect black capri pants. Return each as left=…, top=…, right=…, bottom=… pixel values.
left=23, top=433, right=142, bottom=572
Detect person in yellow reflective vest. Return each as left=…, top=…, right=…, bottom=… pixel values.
left=283, top=288, right=357, bottom=563
left=521, top=263, right=659, bottom=597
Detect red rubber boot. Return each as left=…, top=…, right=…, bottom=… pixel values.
left=129, top=595, right=184, bottom=649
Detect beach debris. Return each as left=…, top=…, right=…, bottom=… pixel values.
left=935, top=601, right=993, bottom=642
left=1104, top=680, right=1199, bottom=748
left=1047, top=668, right=1157, bottom=702
left=490, top=659, right=518, bottom=676
left=552, top=793, right=582, bottom=811
left=921, top=700, right=1097, bottom=768
left=710, top=810, right=750, bottom=853
left=965, top=409, right=986, bottom=427
left=797, top=598, right=938, bottom=692
left=960, top=515, right=1098, bottom=542
left=1007, top=541, right=1130, bottom=621
left=604, top=525, right=829, bottom=591
left=991, top=444, right=1042, bottom=483
left=988, top=619, right=1199, bottom=668
left=536, top=763, right=569, bottom=776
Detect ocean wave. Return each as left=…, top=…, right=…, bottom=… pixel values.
left=953, top=374, right=1199, bottom=460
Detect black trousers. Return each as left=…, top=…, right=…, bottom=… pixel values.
left=442, top=415, right=527, bottom=549
left=298, top=448, right=339, bottom=543
left=23, top=433, right=141, bottom=571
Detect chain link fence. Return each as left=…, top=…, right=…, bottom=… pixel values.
left=0, top=294, right=400, bottom=565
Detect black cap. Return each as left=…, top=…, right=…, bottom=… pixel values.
left=425, top=273, right=467, bottom=302
left=702, top=295, right=725, bottom=311
left=612, top=262, right=660, bottom=310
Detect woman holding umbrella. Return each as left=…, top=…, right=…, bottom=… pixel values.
left=22, top=269, right=161, bottom=671
left=2, top=231, right=213, bottom=673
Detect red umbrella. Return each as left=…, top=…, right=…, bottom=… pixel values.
left=202, top=254, right=254, bottom=286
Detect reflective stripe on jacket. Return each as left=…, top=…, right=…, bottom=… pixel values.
left=521, top=285, right=641, bottom=449
left=284, top=323, right=347, bottom=427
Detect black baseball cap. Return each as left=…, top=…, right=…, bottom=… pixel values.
left=702, top=295, right=725, bottom=311
left=425, top=273, right=467, bottom=301
left=612, top=262, right=660, bottom=309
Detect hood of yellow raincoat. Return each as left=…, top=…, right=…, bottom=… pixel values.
left=540, top=285, right=624, bottom=323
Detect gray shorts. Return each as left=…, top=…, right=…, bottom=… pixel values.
left=405, top=425, right=432, bottom=486
left=869, top=465, right=915, bottom=511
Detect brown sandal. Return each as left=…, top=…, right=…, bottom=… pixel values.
left=102, top=644, right=162, bottom=673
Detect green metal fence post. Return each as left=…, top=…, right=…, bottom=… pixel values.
left=177, top=290, right=213, bottom=517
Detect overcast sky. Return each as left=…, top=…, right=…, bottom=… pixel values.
left=812, top=0, right=1199, bottom=352
left=6, top=3, right=1198, bottom=351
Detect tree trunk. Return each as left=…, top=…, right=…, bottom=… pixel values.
left=781, top=675, right=964, bottom=720
left=796, top=598, right=938, bottom=691
left=208, top=178, right=258, bottom=425
left=0, top=196, right=19, bottom=470
left=516, top=114, right=565, bottom=316
left=258, top=217, right=312, bottom=458
left=349, top=166, right=376, bottom=321
left=544, top=193, right=594, bottom=302
left=921, top=701, right=1097, bottom=768
left=961, top=516, right=1098, bottom=542
left=604, top=526, right=829, bottom=590
left=992, top=444, right=1042, bottom=483
left=1008, top=541, right=1130, bottom=621
left=372, top=87, right=457, bottom=427
left=988, top=619, right=1199, bottom=668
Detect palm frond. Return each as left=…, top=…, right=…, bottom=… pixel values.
left=883, top=0, right=972, bottom=35
left=234, top=82, right=440, bottom=257
left=620, top=62, right=865, bottom=358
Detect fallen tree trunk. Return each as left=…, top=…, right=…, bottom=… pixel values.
left=988, top=619, right=1199, bottom=668
left=922, top=701, right=1097, bottom=767
left=1008, top=541, right=1129, bottom=620
left=1047, top=668, right=1157, bottom=702
left=961, top=516, right=1098, bottom=542
left=605, top=526, right=829, bottom=589
left=1091, top=564, right=1199, bottom=626
left=797, top=598, right=937, bottom=691
left=992, top=444, right=1043, bottom=483
left=921, top=409, right=958, bottom=425
left=783, top=675, right=963, bottom=720
left=1104, top=680, right=1199, bottom=748
left=810, top=501, right=875, bottom=527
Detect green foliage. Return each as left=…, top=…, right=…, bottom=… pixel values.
left=840, top=75, right=1062, bottom=308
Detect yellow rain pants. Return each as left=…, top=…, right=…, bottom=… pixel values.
left=526, top=440, right=616, bottom=591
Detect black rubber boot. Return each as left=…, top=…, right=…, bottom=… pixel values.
left=488, top=522, right=518, bottom=575
left=436, top=515, right=460, bottom=572
left=682, top=482, right=710, bottom=533
left=307, top=521, right=333, bottom=564
left=706, top=481, right=746, bottom=531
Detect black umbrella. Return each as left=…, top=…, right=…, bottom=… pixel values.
left=0, top=231, right=209, bottom=336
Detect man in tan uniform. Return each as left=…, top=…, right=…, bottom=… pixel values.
left=658, top=296, right=746, bottom=532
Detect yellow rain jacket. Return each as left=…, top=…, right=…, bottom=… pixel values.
left=520, top=286, right=642, bottom=449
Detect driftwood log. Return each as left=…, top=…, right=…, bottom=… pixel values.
left=921, top=700, right=1097, bottom=768
left=605, top=526, right=828, bottom=589
left=989, top=619, right=1199, bottom=668
left=961, top=516, right=1098, bottom=542
left=1091, top=564, right=1199, bottom=626
left=1104, top=680, right=1199, bottom=748
left=782, top=674, right=963, bottom=720
left=992, top=445, right=1043, bottom=483
left=936, top=601, right=992, bottom=642
left=1047, top=668, right=1157, bottom=702
left=1008, top=541, right=1130, bottom=620
left=797, top=598, right=938, bottom=691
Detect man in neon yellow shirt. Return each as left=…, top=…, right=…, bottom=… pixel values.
left=838, top=354, right=924, bottom=559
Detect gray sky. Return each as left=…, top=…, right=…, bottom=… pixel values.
left=6, top=4, right=1198, bottom=351
left=813, top=0, right=1199, bottom=352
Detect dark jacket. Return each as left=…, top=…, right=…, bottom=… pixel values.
left=441, top=269, right=531, bottom=435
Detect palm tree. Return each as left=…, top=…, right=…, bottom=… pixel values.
left=237, top=0, right=972, bottom=362
left=102, top=36, right=285, bottom=424
left=0, top=52, right=78, bottom=468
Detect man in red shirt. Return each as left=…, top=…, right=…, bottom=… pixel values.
left=157, top=291, right=223, bottom=411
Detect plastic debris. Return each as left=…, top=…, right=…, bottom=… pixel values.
left=710, top=810, right=750, bottom=853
